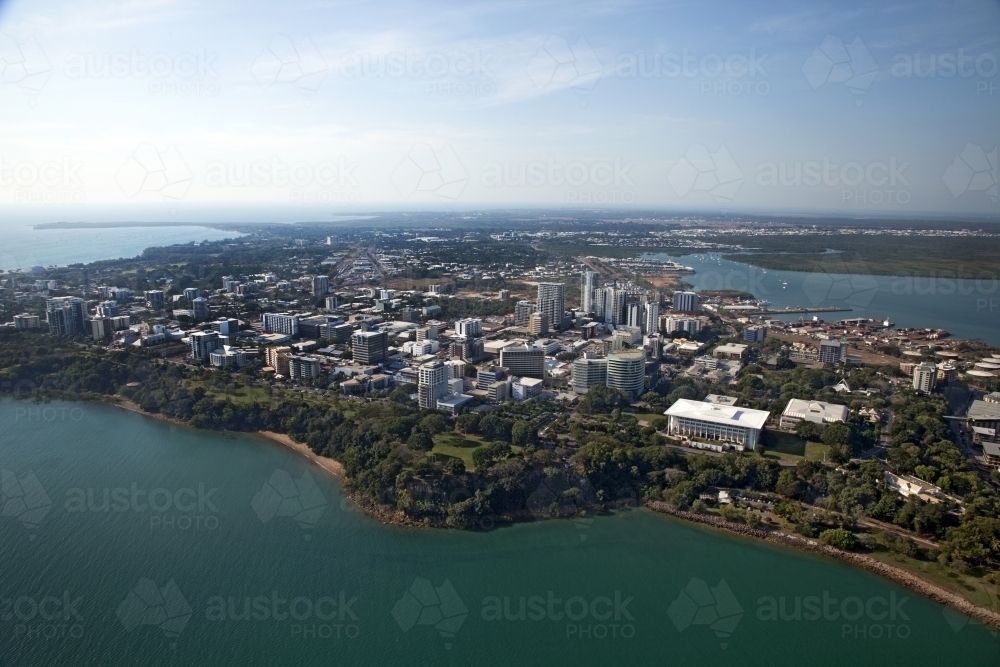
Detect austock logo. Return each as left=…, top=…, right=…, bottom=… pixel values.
left=667, top=578, right=743, bottom=649
left=250, top=35, right=328, bottom=94
left=802, top=35, right=878, bottom=102
left=0, top=34, right=52, bottom=95
left=943, top=143, right=997, bottom=204
left=527, top=35, right=603, bottom=93
left=251, top=469, right=328, bottom=537
left=392, top=578, right=468, bottom=649
left=391, top=144, right=468, bottom=201
left=667, top=144, right=743, bottom=203
left=117, top=578, right=192, bottom=647
left=0, top=469, right=52, bottom=535
left=115, top=143, right=193, bottom=201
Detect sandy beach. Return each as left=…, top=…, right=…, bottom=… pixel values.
left=256, top=430, right=347, bottom=481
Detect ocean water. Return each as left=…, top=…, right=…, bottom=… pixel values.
left=646, top=253, right=1000, bottom=346
left=0, top=402, right=997, bottom=666
left=0, top=223, right=243, bottom=271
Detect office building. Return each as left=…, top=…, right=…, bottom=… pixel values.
left=512, top=377, right=543, bottom=401
left=96, top=300, right=119, bottom=317
left=581, top=270, right=600, bottom=314
left=210, top=346, right=258, bottom=369
left=145, top=290, right=165, bottom=309
left=191, top=297, right=210, bottom=321
left=13, top=314, right=40, bottom=330
left=665, top=399, right=770, bottom=451
left=288, top=355, right=321, bottom=380
left=779, top=399, right=849, bottom=431
left=454, top=318, right=483, bottom=338
left=418, top=359, right=448, bottom=409
left=536, top=282, right=566, bottom=332
left=664, top=316, right=700, bottom=335
left=528, top=312, right=549, bottom=336
left=352, top=330, right=389, bottom=365
left=325, top=295, right=339, bottom=310
left=445, top=359, right=466, bottom=380
left=90, top=318, right=111, bottom=341
left=606, top=350, right=646, bottom=400
left=183, top=287, right=200, bottom=301
left=46, top=297, right=86, bottom=336
left=487, top=381, right=509, bottom=403
left=514, top=300, right=533, bottom=327
left=212, top=318, right=240, bottom=336
left=913, top=362, right=937, bottom=394
left=477, top=366, right=507, bottom=390
left=416, top=326, right=437, bottom=342
left=499, top=345, right=545, bottom=379
left=190, top=331, right=222, bottom=362
left=262, top=312, right=300, bottom=336
left=498, top=289, right=510, bottom=301
left=626, top=302, right=642, bottom=330
left=819, top=339, right=844, bottom=364
left=602, top=287, right=627, bottom=325
left=743, top=326, right=767, bottom=343
left=643, top=301, right=660, bottom=335
left=672, top=291, right=699, bottom=313
left=572, top=355, right=608, bottom=394
left=312, top=275, right=330, bottom=296
left=265, top=346, right=292, bottom=376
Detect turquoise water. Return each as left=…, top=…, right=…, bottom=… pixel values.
left=0, top=223, right=243, bottom=271
left=646, top=253, right=1000, bottom=346
left=0, top=402, right=997, bottom=666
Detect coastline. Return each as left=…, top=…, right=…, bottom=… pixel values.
left=646, top=501, right=1000, bottom=631
left=46, top=397, right=1000, bottom=623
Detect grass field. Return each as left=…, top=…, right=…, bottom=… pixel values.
left=432, top=432, right=487, bottom=470
left=184, top=380, right=271, bottom=406
left=761, top=431, right=831, bottom=462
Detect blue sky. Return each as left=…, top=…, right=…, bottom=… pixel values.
left=0, top=0, right=997, bottom=221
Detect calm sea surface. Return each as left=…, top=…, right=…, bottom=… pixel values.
left=645, top=253, right=1000, bottom=346
left=1, top=402, right=997, bottom=666
left=0, top=223, right=243, bottom=271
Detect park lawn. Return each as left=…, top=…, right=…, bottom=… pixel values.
left=184, top=380, right=271, bottom=406
left=761, top=431, right=831, bottom=462
left=432, top=432, right=487, bottom=470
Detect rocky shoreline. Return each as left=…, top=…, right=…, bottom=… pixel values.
left=646, top=500, right=1000, bottom=631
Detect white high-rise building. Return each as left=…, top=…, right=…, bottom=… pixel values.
left=626, top=302, right=642, bottom=329
left=262, top=312, right=300, bottom=336
left=190, top=331, right=222, bottom=361
left=536, top=283, right=566, bottom=332
left=514, top=300, right=533, bottom=327
left=581, top=271, right=600, bottom=314
left=913, top=363, right=937, bottom=394
left=418, top=359, right=448, bottom=409
left=45, top=297, right=86, bottom=335
left=572, top=355, right=608, bottom=394
left=606, top=350, right=646, bottom=400
left=643, top=301, right=660, bottom=335
left=454, top=318, right=483, bottom=338
left=673, top=291, right=699, bottom=313
left=602, top=287, right=627, bottom=325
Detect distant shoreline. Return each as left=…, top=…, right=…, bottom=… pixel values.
left=34, top=222, right=245, bottom=230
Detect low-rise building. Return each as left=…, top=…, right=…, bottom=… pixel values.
left=665, top=399, right=770, bottom=451
left=779, top=399, right=849, bottom=431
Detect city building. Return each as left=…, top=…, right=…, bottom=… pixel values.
left=536, top=282, right=566, bottom=331
left=477, top=366, right=507, bottom=390
left=209, top=346, right=258, bottom=369
left=418, top=359, right=448, bottom=409
left=499, top=345, right=545, bottom=379
left=190, top=331, right=222, bottom=361
left=288, top=355, right=321, bottom=380
left=572, top=355, right=607, bottom=394
left=183, top=287, right=200, bottom=301
left=714, top=343, right=748, bottom=360
left=265, top=346, right=292, bottom=376
left=819, top=339, right=844, bottom=364
left=606, top=350, right=646, bottom=400
left=512, top=377, right=544, bottom=401
left=325, top=295, right=339, bottom=310
left=643, top=301, right=660, bottom=335
left=602, top=287, right=626, bottom=325
left=312, top=275, right=330, bottom=296
left=90, top=317, right=111, bottom=341
left=13, top=314, right=40, bottom=330
left=626, top=302, right=642, bottom=330
left=454, top=318, right=483, bottom=338
left=528, top=312, right=549, bottom=336
left=487, top=381, right=509, bottom=403
left=779, top=399, right=849, bottom=431
left=514, top=300, right=533, bottom=327
left=46, top=297, right=86, bottom=336
left=191, top=296, right=210, bottom=321
left=145, top=290, right=165, bottom=309
left=581, top=271, right=599, bottom=314
left=664, top=316, right=700, bottom=335
left=212, top=318, right=240, bottom=336
left=352, top=330, right=389, bottom=365
left=673, top=291, right=699, bottom=313
left=498, top=289, right=510, bottom=301
left=96, top=301, right=119, bottom=317
left=743, top=326, right=767, bottom=343
left=665, top=399, right=770, bottom=451
left=262, top=312, right=300, bottom=336
left=435, top=394, right=473, bottom=415
left=913, top=362, right=937, bottom=394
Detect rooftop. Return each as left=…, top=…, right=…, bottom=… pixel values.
left=782, top=399, right=849, bottom=424
left=969, top=400, right=1000, bottom=421
left=665, top=399, right=770, bottom=430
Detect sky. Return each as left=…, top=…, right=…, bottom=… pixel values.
left=0, top=0, right=997, bottom=222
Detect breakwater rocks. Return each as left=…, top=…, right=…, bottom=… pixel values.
left=645, top=501, right=1000, bottom=631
